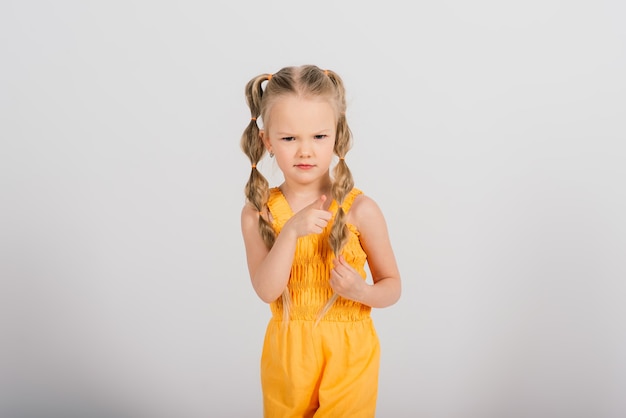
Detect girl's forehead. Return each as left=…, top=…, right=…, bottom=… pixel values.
left=265, top=96, right=337, bottom=131
left=269, top=95, right=335, bottom=115
left=271, top=93, right=332, bottom=106
left=273, top=96, right=333, bottom=113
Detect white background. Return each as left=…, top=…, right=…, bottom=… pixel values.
left=2, top=1, right=625, bottom=417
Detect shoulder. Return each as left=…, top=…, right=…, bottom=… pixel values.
left=241, top=201, right=258, bottom=216
left=241, top=202, right=259, bottom=229
left=241, top=201, right=275, bottom=233
left=347, top=191, right=387, bottom=230
left=351, top=193, right=383, bottom=217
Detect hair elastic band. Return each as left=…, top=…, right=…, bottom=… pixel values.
left=324, top=69, right=329, bottom=76
left=251, top=117, right=257, bottom=121
left=267, top=74, right=273, bottom=80
left=251, top=164, right=256, bottom=168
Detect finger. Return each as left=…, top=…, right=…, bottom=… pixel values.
left=307, top=194, right=326, bottom=210
left=332, top=255, right=341, bottom=268
left=317, top=194, right=327, bottom=209
left=332, top=265, right=348, bottom=279
left=329, top=271, right=341, bottom=288
left=319, top=210, right=332, bottom=220
left=330, top=267, right=343, bottom=279
left=332, top=260, right=347, bottom=276
left=315, top=220, right=328, bottom=230
left=334, top=255, right=348, bottom=268
left=339, top=256, right=355, bottom=271
left=334, top=258, right=356, bottom=278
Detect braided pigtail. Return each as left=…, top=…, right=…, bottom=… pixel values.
left=241, top=72, right=292, bottom=324
left=329, top=115, right=354, bottom=254
left=316, top=70, right=354, bottom=324
left=240, top=74, right=275, bottom=249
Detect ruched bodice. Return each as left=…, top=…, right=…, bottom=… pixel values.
left=267, top=187, right=371, bottom=321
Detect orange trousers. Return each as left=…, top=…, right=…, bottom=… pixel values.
left=261, top=318, right=380, bottom=417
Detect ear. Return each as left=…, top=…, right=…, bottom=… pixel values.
left=260, top=130, right=271, bottom=152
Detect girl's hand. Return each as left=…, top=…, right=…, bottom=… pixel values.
left=330, top=255, right=367, bottom=302
left=284, top=195, right=332, bottom=238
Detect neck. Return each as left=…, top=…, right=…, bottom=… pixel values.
left=280, top=178, right=333, bottom=200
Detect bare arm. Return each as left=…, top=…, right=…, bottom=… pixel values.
left=329, top=195, right=401, bottom=308
left=241, top=195, right=332, bottom=303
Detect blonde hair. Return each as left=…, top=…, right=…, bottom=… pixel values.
left=240, top=65, right=354, bottom=323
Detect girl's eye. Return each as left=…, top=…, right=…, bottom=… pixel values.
left=281, top=137, right=295, bottom=142
left=314, top=134, right=327, bottom=140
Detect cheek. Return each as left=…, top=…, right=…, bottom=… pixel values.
left=324, top=141, right=336, bottom=155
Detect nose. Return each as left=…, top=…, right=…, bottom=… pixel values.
left=298, top=138, right=313, bottom=157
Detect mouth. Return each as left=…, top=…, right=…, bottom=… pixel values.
left=295, top=164, right=315, bottom=169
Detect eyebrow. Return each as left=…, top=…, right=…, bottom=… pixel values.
left=275, top=129, right=333, bottom=136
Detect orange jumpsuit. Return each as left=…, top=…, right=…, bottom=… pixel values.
left=261, top=187, right=380, bottom=417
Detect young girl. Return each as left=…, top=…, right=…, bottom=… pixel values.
left=240, top=65, right=401, bottom=417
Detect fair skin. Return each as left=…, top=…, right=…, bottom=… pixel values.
left=241, top=94, right=401, bottom=308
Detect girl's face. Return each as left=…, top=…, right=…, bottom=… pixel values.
left=262, top=94, right=337, bottom=187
